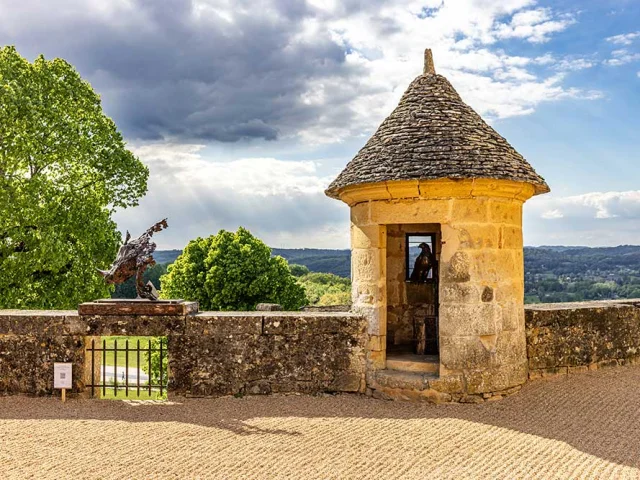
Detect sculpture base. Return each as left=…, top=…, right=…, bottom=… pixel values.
left=78, top=299, right=199, bottom=316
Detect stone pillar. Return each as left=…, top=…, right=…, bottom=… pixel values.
left=350, top=202, right=387, bottom=370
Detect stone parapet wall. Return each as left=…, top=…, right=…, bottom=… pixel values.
left=0, top=310, right=367, bottom=398
left=0, top=310, right=85, bottom=395
left=4, top=300, right=639, bottom=401
left=171, top=312, right=367, bottom=396
left=525, top=300, right=640, bottom=378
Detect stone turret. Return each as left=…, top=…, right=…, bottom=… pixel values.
left=326, top=49, right=549, bottom=402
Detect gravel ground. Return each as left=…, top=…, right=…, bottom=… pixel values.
left=2, top=365, right=640, bottom=479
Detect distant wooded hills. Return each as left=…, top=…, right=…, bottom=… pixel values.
left=153, top=249, right=183, bottom=265
left=152, top=245, right=640, bottom=303
left=271, top=248, right=351, bottom=278
left=152, top=248, right=352, bottom=277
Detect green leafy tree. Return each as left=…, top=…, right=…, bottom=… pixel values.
left=297, top=272, right=352, bottom=306
left=141, top=337, right=168, bottom=394
left=289, top=263, right=310, bottom=277
left=0, top=47, right=148, bottom=309
left=160, top=228, right=307, bottom=310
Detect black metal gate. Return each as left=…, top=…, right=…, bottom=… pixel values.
left=86, top=338, right=167, bottom=398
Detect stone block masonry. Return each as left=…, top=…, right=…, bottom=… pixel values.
left=0, top=310, right=367, bottom=398
left=3, top=299, right=640, bottom=401
left=172, top=312, right=367, bottom=396
left=347, top=179, right=534, bottom=400
left=0, top=310, right=87, bottom=395
left=525, top=300, right=640, bottom=378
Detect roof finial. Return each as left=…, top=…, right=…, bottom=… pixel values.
left=423, top=48, right=435, bottom=75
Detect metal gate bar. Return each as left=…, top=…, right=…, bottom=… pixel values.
left=86, top=338, right=167, bottom=398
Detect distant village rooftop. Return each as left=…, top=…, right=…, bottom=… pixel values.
left=325, top=49, right=550, bottom=199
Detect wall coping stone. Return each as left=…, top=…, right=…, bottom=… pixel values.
left=195, top=311, right=361, bottom=318
left=0, top=310, right=362, bottom=319
left=525, top=299, right=640, bottom=311
left=0, top=309, right=75, bottom=317
left=0, top=310, right=364, bottom=337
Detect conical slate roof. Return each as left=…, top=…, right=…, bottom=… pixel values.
left=325, top=50, right=549, bottom=199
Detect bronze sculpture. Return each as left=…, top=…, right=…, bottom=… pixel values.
left=410, top=242, right=435, bottom=283
left=98, top=219, right=168, bottom=300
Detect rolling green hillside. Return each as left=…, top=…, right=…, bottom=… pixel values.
left=145, top=248, right=352, bottom=277
left=271, top=248, right=351, bottom=278
left=524, top=245, right=640, bottom=303
left=121, top=246, right=640, bottom=304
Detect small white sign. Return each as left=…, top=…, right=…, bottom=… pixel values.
left=54, top=363, right=72, bottom=389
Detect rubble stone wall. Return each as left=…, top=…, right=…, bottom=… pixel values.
left=525, top=300, right=640, bottom=378
left=0, top=310, right=86, bottom=396
left=0, top=310, right=367, bottom=397
left=3, top=300, right=639, bottom=400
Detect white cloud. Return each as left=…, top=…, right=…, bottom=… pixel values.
left=552, top=57, right=595, bottom=71
left=290, top=0, right=599, bottom=141
left=532, top=190, right=640, bottom=220
left=493, top=8, right=575, bottom=43
left=531, top=53, right=595, bottom=71
left=114, top=144, right=348, bottom=249
left=604, top=32, right=640, bottom=68
left=604, top=49, right=640, bottom=66
left=541, top=209, right=564, bottom=219
left=131, top=144, right=330, bottom=196
left=442, top=70, right=601, bottom=119
left=525, top=191, right=640, bottom=246
left=606, top=32, right=640, bottom=46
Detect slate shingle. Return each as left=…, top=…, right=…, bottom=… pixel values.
left=326, top=61, right=550, bottom=199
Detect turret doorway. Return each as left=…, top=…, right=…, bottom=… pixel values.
left=386, top=224, right=440, bottom=372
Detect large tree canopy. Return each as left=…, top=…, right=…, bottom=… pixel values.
left=161, top=228, right=307, bottom=311
left=0, top=46, right=148, bottom=308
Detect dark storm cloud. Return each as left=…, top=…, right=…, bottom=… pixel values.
left=0, top=0, right=380, bottom=142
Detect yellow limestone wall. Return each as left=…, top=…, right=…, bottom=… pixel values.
left=346, top=178, right=535, bottom=395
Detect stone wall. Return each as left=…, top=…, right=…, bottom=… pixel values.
left=0, top=310, right=367, bottom=397
left=171, top=312, right=366, bottom=396
left=4, top=300, right=639, bottom=401
left=0, top=310, right=86, bottom=395
left=525, top=300, right=640, bottom=378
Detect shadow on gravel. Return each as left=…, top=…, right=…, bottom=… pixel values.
left=2, top=364, right=640, bottom=467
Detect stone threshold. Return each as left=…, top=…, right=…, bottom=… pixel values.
left=386, top=352, right=439, bottom=374
left=368, top=368, right=522, bottom=404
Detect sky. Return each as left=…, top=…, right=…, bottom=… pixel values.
left=1, top=0, right=639, bottom=249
